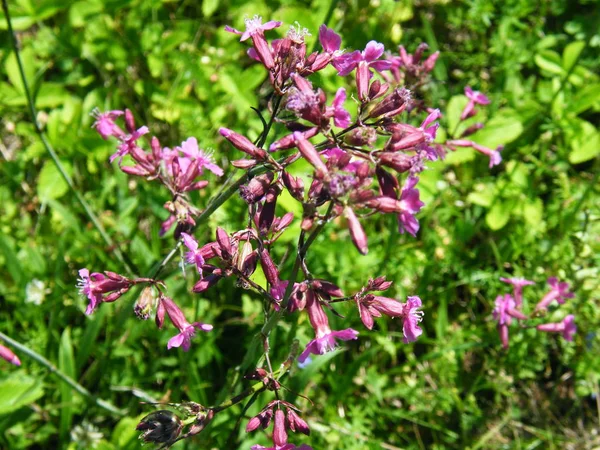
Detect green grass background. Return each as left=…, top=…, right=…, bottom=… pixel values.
left=1, top=0, right=599, bottom=448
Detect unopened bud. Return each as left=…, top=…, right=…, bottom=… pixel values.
left=134, top=286, right=156, bottom=320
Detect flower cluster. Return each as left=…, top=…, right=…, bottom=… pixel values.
left=493, top=275, right=576, bottom=349
left=79, top=15, right=510, bottom=450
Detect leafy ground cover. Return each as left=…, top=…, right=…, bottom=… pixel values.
left=1, top=0, right=599, bottom=449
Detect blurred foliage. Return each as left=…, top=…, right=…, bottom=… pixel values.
left=1, top=0, right=599, bottom=449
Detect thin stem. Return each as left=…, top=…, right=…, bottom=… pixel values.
left=1, top=0, right=138, bottom=276
left=0, top=332, right=125, bottom=417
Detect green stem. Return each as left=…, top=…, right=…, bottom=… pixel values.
left=0, top=332, right=125, bottom=417
left=1, top=0, right=137, bottom=276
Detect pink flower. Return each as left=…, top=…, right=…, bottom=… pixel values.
left=397, top=176, right=425, bottom=236
left=160, top=296, right=212, bottom=351
left=318, top=24, right=341, bottom=54
left=225, top=15, right=282, bottom=42
left=402, top=296, right=424, bottom=343
left=179, top=137, right=224, bottom=176
left=446, top=139, right=502, bottom=168
left=251, top=445, right=312, bottom=450
left=492, top=294, right=527, bottom=349
left=181, top=233, right=205, bottom=275
left=0, top=344, right=20, bottom=367
left=298, top=291, right=358, bottom=363
left=77, top=269, right=132, bottom=315
left=500, top=277, right=535, bottom=307
left=333, top=40, right=391, bottom=76
left=537, top=315, right=577, bottom=341
left=536, top=277, right=575, bottom=311
left=92, top=109, right=124, bottom=140
left=328, top=88, right=351, bottom=128
left=109, top=126, right=149, bottom=164
left=460, top=86, right=490, bottom=120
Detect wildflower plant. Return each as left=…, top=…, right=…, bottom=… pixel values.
left=60, top=15, right=568, bottom=448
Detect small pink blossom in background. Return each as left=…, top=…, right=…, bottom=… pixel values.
left=500, top=277, right=535, bottom=307
left=181, top=233, right=205, bottom=275
left=91, top=109, right=124, bottom=140
left=251, top=444, right=312, bottom=450
left=536, top=277, right=575, bottom=311
left=397, top=176, right=425, bottom=236
left=225, top=15, right=282, bottom=42
left=460, top=86, right=491, bottom=120
left=298, top=328, right=359, bottom=363
left=0, top=344, right=20, bottom=367
left=402, top=296, right=424, bottom=343
left=537, top=314, right=577, bottom=341
left=110, top=125, right=149, bottom=164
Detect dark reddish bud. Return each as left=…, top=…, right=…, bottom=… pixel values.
left=184, top=180, right=209, bottom=192
left=245, top=368, right=269, bottom=380
left=356, top=162, right=371, bottom=179
left=414, top=42, right=429, bottom=62
left=344, top=206, right=368, bottom=255
left=246, top=415, right=262, bottom=433
left=270, top=127, right=319, bottom=152
left=216, top=227, right=232, bottom=258
left=260, top=250, right=280, bottom=286
left=423, top=51, right=439, bottom=72
left=121, top=165, right=149, bottom=176
left=369, top=79, right=389, bottom=100
left=386, top=132, right=425, bottom=152
left=274, top=212, right=294, bottom=232
left=124, top=109, right=136, bottom=134
left=356, top=61, right=370, bottom=102
left=282, top=171, right=305, bottom=201
left=242, top=250, right=258, bottom=277
left=231, top=159, right=258, bottom=169
left=358, top=301, right=374, bottom=330
left=344, top=126, right=377, bottom=147
left=301, top=216, right=314, bottom=231
left=219, top=127, right=267, bottom=159
left=378, top=152, right=413, bottom=173
left=151, top=136, right=161, bottom=162
left=155, top=295, right=166, bottom=328
left=287, top=409, right=310, bottom=435
left=273, top=409, right=288, bottom=447
left=460, top=122, right=484, bottom=138
left=294, top=132, right=328, bottom=177
left=313, top=280, right=344, bottom=297
left=366, top=196, right=402, bottom=213
left=376, top=167, right=399, bottom=198
left=370, top=276, right=393, bottom=291
left=259, top=186, right=279, bottom=232
left=240, top=172, right=274, bottom=204
left=192, top=274, right=222, bottom=293
left=308, top=52, right=331, bottom=72
left=367, top=88, right=411, bottom=119
left=251, top=34, right=275, bottom=69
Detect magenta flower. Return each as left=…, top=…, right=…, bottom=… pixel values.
left=318, top=24, right=341, bottom=54
left=402, top=296, right=424, bottom=343
left=298, top=292, right=358, bottom=363
left=500, top=277, right=535, bottom=307
left=179, top=137, right=224, bottom=176
left=333, top=40, right=391, bottom=76
left=109, top=126, right=149, bottom=164
left=225, top=15, right=282, bottom=42
left=536, top=277, right=575, bottom=311
left=460, top=86, right=491, bottom=120
left=397, top=176, right=425, bottom=236
left=77, top=269, right=132, bottom=315
left=92, top=109, right=124, bottom=140
left=328, top=88, right=351, bottom=128
left=251, top=445, right=312, bottom=450
left=0, top=344, right=20, bottom=367
left=537, top=314, right=577, bottom=341
left=160, top=296, right=212, bottom=351
left=492, top=294, right=527, bottom=349
left=181, top=233, right=205, bottom=274
left=446, top=139, right=502, bottom=168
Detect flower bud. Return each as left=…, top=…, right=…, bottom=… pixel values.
left=282, top=171, right=305, bottom=201
left=219, top=127, right=267, bottom=159
left=240, top=172, right=274, bottom=204
left=344, top=126, right=377, bottom=147
left=136, top=410, right=182, bottom=444
left=287, top=409, right=310, bottom=435
left=344, top=206, right=368, bottom=255
left=134, top=286, right=156, bottom=320
left=260, top=250, right=280, bottom=286
left=0, top=344, right=21, bottom=366
left=273, top=409, right=288, bottom=447
left=367, top=88, right=411, bottom=119
left=216, top=227, right=232, bottom=258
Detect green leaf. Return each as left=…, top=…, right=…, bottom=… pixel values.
left=468, top=109, right=524, bottom=148
left=568, top=121, right=600, bottom=164
left=202, top=0, right=219, bottom=17
left=5, top=47, right=36, bottom=94
left=37, top=161, right=72, bottom=202
left=485, top=200, right=513, bottom=230
left=562, top=41, right=585, bottom=72
left=59, top=328, right=76, bottom=441
left=0, top=373, right=44, bottom=415
left=567, top=83, right=600, bottom=115
left=534, top=50, right=564, bottom=76
left=445, top=95, right=469, bottom=137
